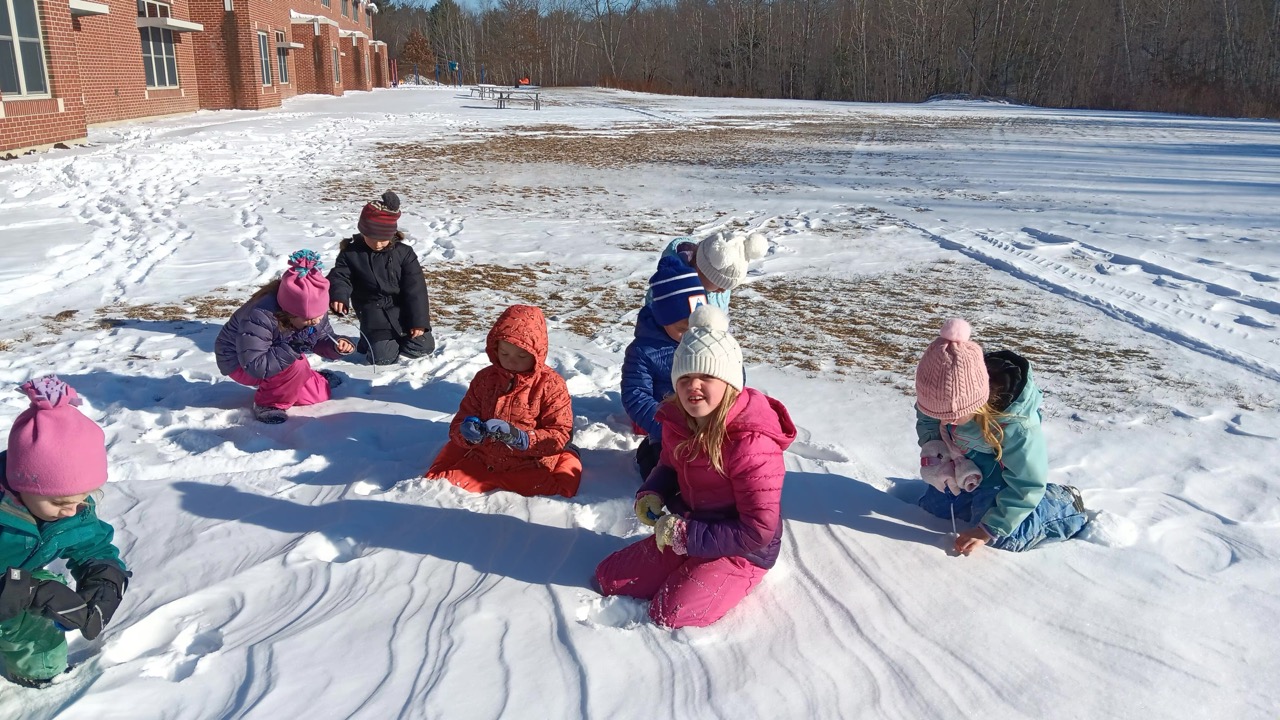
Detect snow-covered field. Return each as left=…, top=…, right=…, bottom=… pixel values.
left=0, top=87, right=1277, bottom=719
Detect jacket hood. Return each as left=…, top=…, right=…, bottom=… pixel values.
left=486, top=305, right=549, bottom=370
left=657, top=387, right=796, bottom=451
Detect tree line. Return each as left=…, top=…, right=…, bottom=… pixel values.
left=373, top=0, right=1280, bottom=118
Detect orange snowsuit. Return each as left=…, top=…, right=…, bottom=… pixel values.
left=425, top=305, right=582, bottom=497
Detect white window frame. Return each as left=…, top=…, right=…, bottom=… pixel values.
left=353, top=2, right=359, bottom=22
left=0, top=0, right=51, bottom=98
left=365, top=11, right=370, bottom=28
left=136, top=1, right=179, bottom=89
left=331, top=46, right=340, bottom=83
left=274, top=30, right=288, bottom=84
left=320, top=0, right=329, bottom=7
left=257, top=31, right=271, bottom=86
left=341, top=0, right=348, bottom=17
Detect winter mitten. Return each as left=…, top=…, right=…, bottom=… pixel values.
left=74, top=564, right=130, bottom=640
left=459, top=416, right=487, bottom=445
left=654, top=514, right=688, bottom=555
left=30, top=579, right=94, bottom=636
left=953, top=457, right=983, bottom=493
left=635, top=493, right=665, bottom=527
left=317, top=369, right=343, bottom=389
left=0, top=568, right=38, bottom=622
left=484, top=419, right=530, bottom=451
left=919, top=440, right=957, bottom=493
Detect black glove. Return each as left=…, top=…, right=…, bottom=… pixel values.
left=76, top=564, right=130, bottom=640
left=0, top=568, right=37, bottom=623
left=31, top=578, right=95, bottom=637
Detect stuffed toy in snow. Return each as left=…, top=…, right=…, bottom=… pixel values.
left=920, top=439, right=982, bottom=495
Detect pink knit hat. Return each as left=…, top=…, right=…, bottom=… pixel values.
left=276, top=249, right=330, bottom=319
left=915, top=318, right=990, bottom=423
left=6, top=376, right=108, bottom=496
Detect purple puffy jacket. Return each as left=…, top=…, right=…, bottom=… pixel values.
left=639, top=388, right=796, bottom=568
left=214, top=295, right=342, bottom=380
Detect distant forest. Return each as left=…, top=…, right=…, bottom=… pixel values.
left=374, top=0, right=1279, bottom=118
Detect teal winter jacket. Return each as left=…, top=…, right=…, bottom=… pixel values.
left=0, top=454, right=125, bottom=580
left=915, top=355, right=1049, bottom=538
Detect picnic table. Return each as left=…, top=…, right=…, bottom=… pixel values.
left=470, top=84, right=502, bottom=99
left=494, top=87, right=541, bottom=110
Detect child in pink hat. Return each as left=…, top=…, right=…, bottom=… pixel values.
left=913, top=318, right=1089, bottom=555
left=0, top=376, right=129, bottom=688
left=214, top=250, right=356, bottom=423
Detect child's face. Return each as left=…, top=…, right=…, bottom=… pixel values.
left=289, top=315, right=324, bottom=329
left=19, top=492, right=89, bottom=522
left=497, top=340, right=535, bottom=373
left=663, top=318, right=690, bottom=342
left=676, top=373, right=728, bottom=420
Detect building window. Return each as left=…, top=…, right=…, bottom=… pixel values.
left=365, top=11, right=370, bottom=28
left=321, top=0, right=329, bottom=7
left=0, top=0, right=50, bottom=97
left=137, top=0, right=178, bottom=88
left=275, top=31, right=289, bottom=84
left=332, top=46, right=340, bottom=83
left=341, top=0, right=348, bottom=17
left=257, top=31, right=271, bottom=85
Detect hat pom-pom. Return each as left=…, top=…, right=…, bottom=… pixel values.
left=379, top=190, right=401, bottom=212
left=743, top=232, right=768, bottom=260
left=287, top=249, right=324, bottom=277
left=21, top=375, right=80, bottom=409
left=939, top=317, right=971, bottom=342
left=689, top=304, right=730, bottom=333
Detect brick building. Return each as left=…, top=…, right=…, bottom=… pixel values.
left=1, top=0, right=389, bottom=154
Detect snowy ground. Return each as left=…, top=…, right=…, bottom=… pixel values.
left=0, top=87, right=1277, bottom=719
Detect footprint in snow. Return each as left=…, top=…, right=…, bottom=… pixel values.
left=102, top=614, right=225, bottom=682
left=576, top=595, right=648, bottom=629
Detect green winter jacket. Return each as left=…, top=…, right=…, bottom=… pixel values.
left=0, top=457, right=125, bottom=581
left=915, top=358, right=1049, bottom=538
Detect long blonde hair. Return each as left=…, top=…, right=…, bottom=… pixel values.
left=671, top=386, right=741, bottom=475
left=973, top=403, right=1007, bottom=462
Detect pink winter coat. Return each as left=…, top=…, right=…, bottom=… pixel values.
left=639, top=388, right=796, bottom=568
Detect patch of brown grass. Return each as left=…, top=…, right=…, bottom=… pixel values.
left=730, top=262, right=1176, bottom=413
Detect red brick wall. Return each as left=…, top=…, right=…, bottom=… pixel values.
left=4, top=0, right=382, bottom=152
left=74, top=0, right=201, bottom=125
left=0, top=0, right=88, bottom=153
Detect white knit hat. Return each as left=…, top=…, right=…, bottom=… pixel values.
left=696, top=231, right=768, bottom=291
left=670, top=305, right=743, bottom=391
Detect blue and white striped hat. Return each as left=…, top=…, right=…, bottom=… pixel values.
left=648, top=255, right=708, bottom=327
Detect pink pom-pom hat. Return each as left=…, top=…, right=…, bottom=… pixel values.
left=915, top=318, right=989, bottom=423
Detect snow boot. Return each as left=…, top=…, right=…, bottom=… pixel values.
left=253, top=404, right=288, bottom=424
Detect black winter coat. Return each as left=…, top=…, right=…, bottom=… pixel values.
left=327, top=235, right=432, bottom=341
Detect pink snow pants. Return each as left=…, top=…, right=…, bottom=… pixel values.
left=595, top=536, right=768, bottom=629
left=229, top=357, right=331, bottom=409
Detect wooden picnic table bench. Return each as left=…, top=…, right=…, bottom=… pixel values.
left=470, top=84, right=502, bottom=99
left=494, top=88, right=541, bottom=110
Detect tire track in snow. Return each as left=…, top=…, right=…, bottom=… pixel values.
left=905, top=220, right=1280, bottom=383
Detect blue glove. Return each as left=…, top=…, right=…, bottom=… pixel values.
left=460, top=416, right=486, bottom=445
left=484, top=419, right=529, bottom=451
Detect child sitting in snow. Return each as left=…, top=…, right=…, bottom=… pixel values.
left=215, top=250, right=354, bottom=424
left=913, top=318, right=1089, bottom=555
left=622, top=255, right=708, bottom=480
left=327, top=191, right=435, bottom=366
left=0, top=377, right=130, bottom=689
left=596, top=306, right=795, bottom=629
left=644, top=230, right=767, bottom=312
left=425, top=305, right=582, bottom=497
